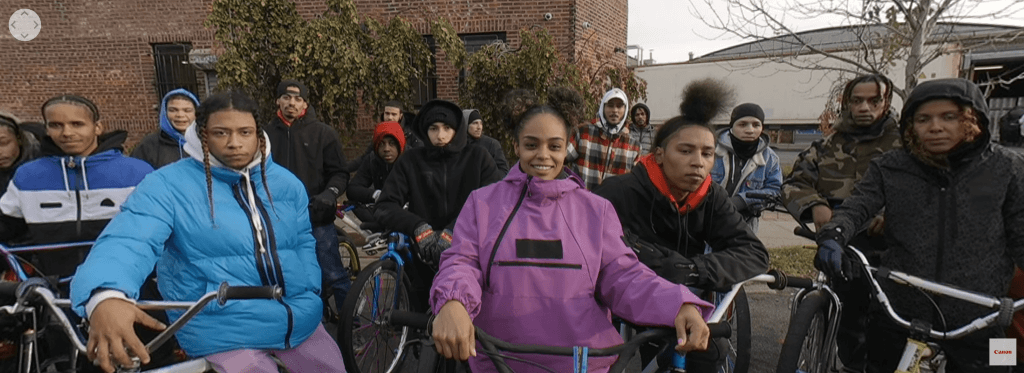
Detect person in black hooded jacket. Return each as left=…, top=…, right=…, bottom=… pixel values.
left=265, top=80, right=351, bottom=313
left=464, top=108, right=509, bottom=175
left=0, top=112, right=40, bottom=244
left=348, top=121, right=406, bottom=224
left=374, top=99, right=502, bottom=308
left=818, top=78, right=1024, bottom=373
left=594, top=79, right=769, bottom=373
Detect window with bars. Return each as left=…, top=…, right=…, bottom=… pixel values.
left=152, top=43, right=200, bottom=100
left=459, top=33, right=507, bottom=85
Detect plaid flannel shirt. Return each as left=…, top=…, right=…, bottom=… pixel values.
left=568, top=123, right=641, bottom=190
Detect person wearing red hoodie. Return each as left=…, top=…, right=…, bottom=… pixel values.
left=347, top=121, right=406, bottom=224
left=593, top=79, right=769, bottom=373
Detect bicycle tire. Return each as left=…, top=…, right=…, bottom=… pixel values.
left=775, top=290, right=830, bottom=373
left=339, top=260, right=413, bottom=373
left=339, top=237, right=361, bottom=280
left=725, top=287, right=752, bottom=373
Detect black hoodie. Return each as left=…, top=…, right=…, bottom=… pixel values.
left=825, top=78, right=1024, bottom=328
left=266, top=106, right=349, bottom=225
left=594, top=161, right=770, bottom=291
left=374, top=100, right=503, bottom=236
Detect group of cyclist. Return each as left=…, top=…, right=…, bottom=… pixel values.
left=0, top=69, right=1022, bottom=373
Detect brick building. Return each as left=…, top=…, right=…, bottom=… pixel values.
left=1, top=0, right=627, bottom=154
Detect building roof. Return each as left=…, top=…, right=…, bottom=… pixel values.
left=693, top=22, right=1024, bottom=63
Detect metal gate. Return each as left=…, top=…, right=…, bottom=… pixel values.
left=153, top=43, right=199, bottom=100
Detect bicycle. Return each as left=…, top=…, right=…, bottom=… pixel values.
left=337, top=231, right=416, bottom=373
left=0, top=278, right=282, bottom=373
left=387, top=308, right=733, bottom=373
left=775, top=245, right=1024, bottom=373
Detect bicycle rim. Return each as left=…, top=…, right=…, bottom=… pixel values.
left=339, top=261, right=411, bottom=373
left=340, top=239, right=361, bottom=279
left=776, top=290, right=830, bottom=373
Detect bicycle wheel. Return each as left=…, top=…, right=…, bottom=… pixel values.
left=721, top=287, right=751, bottom=373
left=339, top=260, right=413, bottom=373
left=775, top=290, right=830, bottom=373
left=339, top=236, right=361, bottom=280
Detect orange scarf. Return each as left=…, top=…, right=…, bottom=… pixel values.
left=639, top=154, right=711, bottom=214
left=276, top=109, right=308, bottom=127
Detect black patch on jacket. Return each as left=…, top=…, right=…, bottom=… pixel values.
left=100, top=198, right=115, bottom=207
left=515, top=239, right=563, bottom=259
left=40, top=202, right=61, bottom=209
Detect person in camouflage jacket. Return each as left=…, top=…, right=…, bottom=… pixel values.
left=782, top=74, right=902, bottom=232
left=781, top=74, right=901, bottom=372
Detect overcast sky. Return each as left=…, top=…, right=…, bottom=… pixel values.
left=628, top=0, right=1024, bottom=64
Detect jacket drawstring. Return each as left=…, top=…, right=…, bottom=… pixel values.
left=80, top=156, right=90, bottom=193
left=241, top=170, right=267, bottom=254
left=60, top=158, right=72, bottom=198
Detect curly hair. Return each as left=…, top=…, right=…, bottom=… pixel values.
left=500, top=87, right=586, bottom=140
left=902, top=102, right=982, bottom=169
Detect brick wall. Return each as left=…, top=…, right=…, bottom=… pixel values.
left=2, top=0, right=625, bottom=153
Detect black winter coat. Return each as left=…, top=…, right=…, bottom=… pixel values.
left=594, top=162, right=770, bottom=291
left=826, top=145, right=1024, bottom=327
left=266, top=108, right=349, bottom=225
left=348, top=155, right=392, bottom=204
left=468, top=135, right=509, bottom=176
left=130, top=130, right=186, bottom=169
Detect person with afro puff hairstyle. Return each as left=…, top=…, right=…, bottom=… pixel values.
left=429, top=87, right=714, bottom=373
left=594, top=79, right=769, bottom=373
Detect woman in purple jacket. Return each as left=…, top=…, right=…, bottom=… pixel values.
left=428, top=88, right=714, bottom=373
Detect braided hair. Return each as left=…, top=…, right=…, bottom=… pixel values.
left=41, top=95, right=100, bottom=122
left=839, top=74, right=893, bottom=118
left=194, top=91, right=274, bottom=225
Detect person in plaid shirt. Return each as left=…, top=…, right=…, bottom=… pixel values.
left=567, top=88, right=641, bottom=190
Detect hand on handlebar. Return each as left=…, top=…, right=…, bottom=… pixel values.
left=433, top=300, right=477, bottom=361
left=87, top=298, right=167, bottom=373
left=814, top=228, right=851, bottom=281
left=674, top=303, right=710, bottom=353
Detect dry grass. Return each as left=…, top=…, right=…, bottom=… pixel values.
left=769, top=245, right=817, bottom=278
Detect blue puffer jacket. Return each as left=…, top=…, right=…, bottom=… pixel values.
left=71, top=124, right=322, bottom=357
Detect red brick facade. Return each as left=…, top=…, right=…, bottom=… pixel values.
left=1, top=0, right=626, bottom=154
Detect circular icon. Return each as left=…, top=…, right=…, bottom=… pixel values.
left=9, top=9, right=41, bottom=42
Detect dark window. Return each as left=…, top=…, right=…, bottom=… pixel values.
left=459, top=33, right=507, bottom=84
left=153, top=43, right=199, bottom=100
left=410, top=36, right=438, bottom=109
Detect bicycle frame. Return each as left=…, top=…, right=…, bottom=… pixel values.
left=0, top=241, right=95, bottom=283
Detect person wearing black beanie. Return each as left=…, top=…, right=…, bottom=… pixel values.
left=710, top=103, right=782, bottom=233
left=465, top=109, right=509, bottom=175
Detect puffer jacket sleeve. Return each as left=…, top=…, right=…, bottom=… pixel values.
left=696, top=186, right=771, bottom=291
left=594, top=200, right=714, bottom=325
left=782, top=138, right=829, bottom=221
left=739, top=148, right=784, bottom=203
left=347, top=159, right=377, bottom=204
left=70, top=172, right=174, bottom=316
left=824, top=159, right=887, bottom=244
left=375, top=156, right=426, bottom=236
left=430, top=192, right=484, bottom=318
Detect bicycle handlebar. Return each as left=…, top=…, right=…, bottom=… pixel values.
left=846, top=245, right=1024, bottom=340
left=387, top=310, right=730, bottom=373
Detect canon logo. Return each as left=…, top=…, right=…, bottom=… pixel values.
left=994, top=350, right=1013, bottom=355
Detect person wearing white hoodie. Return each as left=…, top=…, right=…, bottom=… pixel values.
left=566, top=88, right=641, bottom=190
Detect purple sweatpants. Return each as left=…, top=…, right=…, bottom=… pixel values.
left=205, top=324, right=346, bottom=373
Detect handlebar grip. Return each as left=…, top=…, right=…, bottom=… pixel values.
left=707, top=322, right=731, bottom=339
left=217, top=284, right=282, bottom=305
left=0, top=281, right=19, bottom=298
left=744, top=192, right=775, bottom=200
left=786, top=276, right=815, bottom=289
left=390, top=310, right=432, bottom=329
left=794, top=226, right=816, bottom=240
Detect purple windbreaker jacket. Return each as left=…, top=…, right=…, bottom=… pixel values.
left=431, top=164, right=714, bottom=373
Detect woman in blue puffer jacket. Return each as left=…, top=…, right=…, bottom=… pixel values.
left=71, top=91, right=345, bottom=373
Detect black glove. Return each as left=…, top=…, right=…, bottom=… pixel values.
left=621, top=231, right=702, bottom=286
left=414, top=224, right=446, bottom=268
left=814, top=227, right=851, bottom=281
left=309, top=188, right=339, bottom=224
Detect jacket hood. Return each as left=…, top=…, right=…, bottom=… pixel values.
left=40, top=130, right=128, bottom=157
left=899, top=78, right=991, bottom=142
left=182, top=122, right=272, bottom=177
left=630, top=103, right=650, bottom=127
left=598, top=89, right=630, bottom=135
left=158, top=88, right=200, bottom=146
left=413, top=100, right=467, bottom=155
left=505, top=161, right=584, bottom=201
left=462, top=109, right=482, bottom=138
left=372, top=121, right=406, bottom=157
left=714, top=127, right=770, bottom=154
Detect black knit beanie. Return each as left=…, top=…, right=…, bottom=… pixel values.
left=467, top=110, right=482, bottom=124
left=421, top=105, right=460, bottom=129
left=730, top=103, right=765, bottom=127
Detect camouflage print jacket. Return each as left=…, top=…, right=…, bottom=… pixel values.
left=782, top=112, right=901, bottom=223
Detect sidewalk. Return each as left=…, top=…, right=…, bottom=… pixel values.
left=756, top=211, right=813, bottom=249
